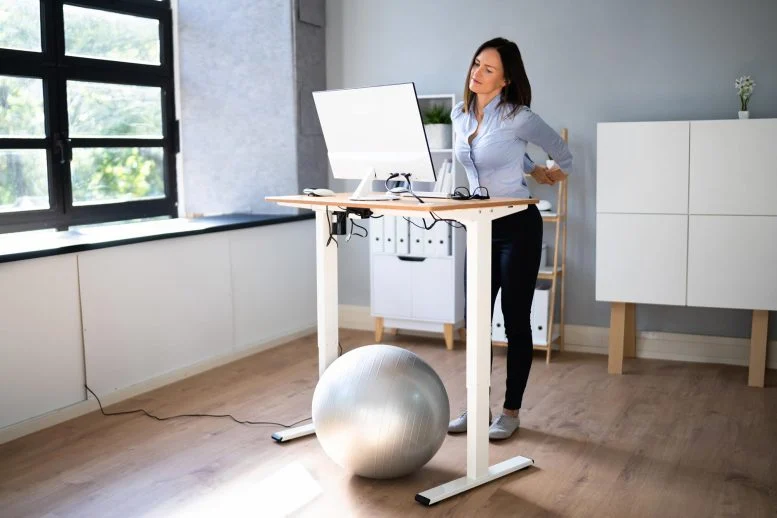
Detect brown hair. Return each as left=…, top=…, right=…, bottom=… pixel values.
left=462, top=37, right=531, bottom=119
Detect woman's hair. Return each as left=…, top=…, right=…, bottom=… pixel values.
left=462, top=37, right=531, bottom=119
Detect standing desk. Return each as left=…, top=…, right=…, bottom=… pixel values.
left=265, top=192, right=538, bottom=505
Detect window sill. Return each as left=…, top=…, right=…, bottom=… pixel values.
left=0, top=213, right=315, bottom=265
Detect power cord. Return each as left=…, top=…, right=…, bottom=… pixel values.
left=348, top=219, right=368, bottom=241
left=384, top=173, right=425, bottom=203
left=85, top=385, right=312, bottom=428
left=403, top=211, right=466, bottom=232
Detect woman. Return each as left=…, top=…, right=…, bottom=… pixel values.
left=447, top=37, right=573, bottom=440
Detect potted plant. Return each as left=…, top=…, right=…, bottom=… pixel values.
left=422, top=104, right=452, bottom=149
left=735, top=75, right=755, bottom=119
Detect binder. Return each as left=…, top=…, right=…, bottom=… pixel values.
left=383, top=216, right=397, bottom=254
left=396, top=217, right=410, bottom=255
left=409, top=217, right=426, bottom=256
left=370, top=217, right=384, bottom=253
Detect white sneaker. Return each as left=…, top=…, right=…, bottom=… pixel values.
left=488, top=413, right=520, bottom=440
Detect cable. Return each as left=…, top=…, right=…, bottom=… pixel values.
left=345, top=218, right=367, bottom=242
left=85, top=385, right=311, bottom=428
left=384, top=173, right=425, bottom=203
left=431, top=211, right=466, bottom=230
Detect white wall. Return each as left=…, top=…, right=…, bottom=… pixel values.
left=0, top=220, right=316, bottom=435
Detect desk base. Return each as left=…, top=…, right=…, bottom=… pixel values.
left=415, top=455, right=534, bottom=506
left=271, top=423, right=315, bottom=443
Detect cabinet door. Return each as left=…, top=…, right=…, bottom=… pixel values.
left=371, top=255, right=412, bottom=318
left=689, top=119, right=777, bottom=216
left=687, top=216, right=777, bottom=310
left=411, top=257, right=455, bottom=322
left=597, top=121, right=689, bottom=214
left=596, top=213, right=688, bottom=305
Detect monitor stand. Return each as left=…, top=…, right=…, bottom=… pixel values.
left=349, top=168, right=400, bottom=201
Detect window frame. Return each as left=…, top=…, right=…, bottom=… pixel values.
left=0, top=0, right=178, bottom=233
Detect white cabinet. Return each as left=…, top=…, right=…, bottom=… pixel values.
left=596, top=213, right=688, bottom=306
left=370, top=216, right=465, bottom=346
left=689, top=119, right=777, bottom=216
left=596, top=118, right=777, bottom=310
left=596, top=121, right=689, bottom=214
left=596, top=118, right=776, bottom=385
left=687, top=215, right=777, bottom=310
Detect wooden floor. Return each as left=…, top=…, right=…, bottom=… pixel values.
left=1, top=329, right=776, bottom=518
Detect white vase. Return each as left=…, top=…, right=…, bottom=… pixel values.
left=738, top=110, right=750, bottom=119
left=424, top=124, right=452, bottom=150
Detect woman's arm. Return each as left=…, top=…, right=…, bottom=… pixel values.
left=513, top=109, right=573, bottom=173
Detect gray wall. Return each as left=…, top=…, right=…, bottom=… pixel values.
left=326, top=0, right=777, bottom=338
left=178, top=0, right=326, bottom=216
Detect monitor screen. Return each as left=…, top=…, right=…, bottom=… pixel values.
left=312, top=82, right=436, bottom=183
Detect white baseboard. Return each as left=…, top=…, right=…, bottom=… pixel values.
left=340, top=305, right=777, bottom=370
left=0, top=323, right=316, bottom=446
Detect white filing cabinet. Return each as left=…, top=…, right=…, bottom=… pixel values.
left=596, top=118, right=777, bottom=386
left=370, top=216, right=465, bottom=349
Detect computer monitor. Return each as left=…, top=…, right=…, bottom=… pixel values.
left=312, top=82, right=436, bottom=200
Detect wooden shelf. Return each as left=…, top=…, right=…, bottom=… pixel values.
left=538, top=266, right=563, bottom=279
left=540, top=212, right=560, bottom=222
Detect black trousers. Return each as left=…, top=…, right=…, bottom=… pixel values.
left=465, top=203, right=543, bottom=410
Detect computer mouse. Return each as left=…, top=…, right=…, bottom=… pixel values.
left=303, top=188, right=335, bottom=197
left=537, top=199, right=552, bottom=211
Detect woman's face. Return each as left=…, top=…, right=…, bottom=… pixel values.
left=469, top=47, right=507, bottom=96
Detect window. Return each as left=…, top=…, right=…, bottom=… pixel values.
left=0, top=0, right=178, bottom=233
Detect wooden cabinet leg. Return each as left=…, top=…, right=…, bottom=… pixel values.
left=458, top=327, right=466, bottom=342
left=749, top=310, right=768, bottom=388
left=375, top=317, right=384, bottom=343
left=608, top=302, right=627, bottom=374
left=624, top=303, right=637, bottom=358
left=443, top=323, right=454, bottom=350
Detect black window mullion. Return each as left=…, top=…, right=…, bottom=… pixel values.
left=62, top=63, right=167, bottom=86
left=0, top=0, right=178, bottom=234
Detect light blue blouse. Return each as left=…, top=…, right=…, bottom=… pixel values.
left=451, top=96, right=573, bottom=198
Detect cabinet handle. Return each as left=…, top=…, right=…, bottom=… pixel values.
left=397, top=256, right=426, bottom=262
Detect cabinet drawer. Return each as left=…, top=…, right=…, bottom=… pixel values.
left=689, top=119, right=777, bottom=216
left=597, top=121, right=689, bottom=214
left=687, top=215, right=777, bottom=310
left=595, top=213, right=687, bottom=305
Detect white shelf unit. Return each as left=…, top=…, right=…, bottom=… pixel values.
left=370, top=94, right=465, bottom=349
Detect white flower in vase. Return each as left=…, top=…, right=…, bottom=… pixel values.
left=735, top=75, right=756, bottom=117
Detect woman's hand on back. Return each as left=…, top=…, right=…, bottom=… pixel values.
left=529, top=165, right=556, bottom=185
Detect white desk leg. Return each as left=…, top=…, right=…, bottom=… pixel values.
left=416, top=215, right=533, bottom=505
left=273, top=209, right=339, bottom=443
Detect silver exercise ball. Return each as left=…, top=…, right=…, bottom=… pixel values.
left=312, top=344, right=449, bottom=479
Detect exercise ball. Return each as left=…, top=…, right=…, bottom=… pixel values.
left=312, top=344, right=449, bottom=479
